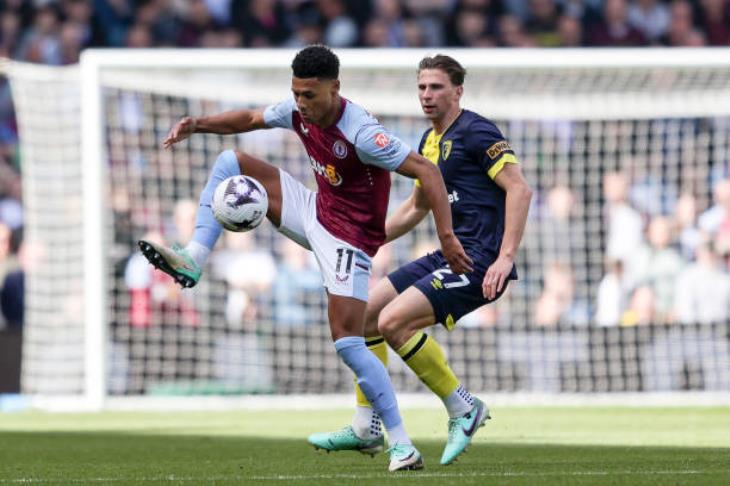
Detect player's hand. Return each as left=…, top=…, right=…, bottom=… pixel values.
left=163, top=116, right=197, bottom=149
left=440, top=233, right=473, bottom=275
left=482, top=254, right=513, bottom=300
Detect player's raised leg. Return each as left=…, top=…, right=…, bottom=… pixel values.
left=327, top=294, right=423, bottom=472
left=307, top=278, right=396, bottom=455
left=379, top=286, right=489, bottom=466
left=138, top=149, right=282, bottom=288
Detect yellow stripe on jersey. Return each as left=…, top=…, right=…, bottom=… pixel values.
left=415, top=129, right=442, bottom=188
left=487, top=152, right=519, bottom=180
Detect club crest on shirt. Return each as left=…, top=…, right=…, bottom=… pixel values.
left=333, top=139, right=348, bottom=159
left=374, top=133, right=390, bottom=148
left=487, top=140, right=511, bottom=160
left=441, top=140, right=453, bottom=160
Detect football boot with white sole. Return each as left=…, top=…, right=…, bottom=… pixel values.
left=388, top=443, right=424, bottom=472
left=138, top=240, right=201, bottom=288
left=440, top=398, right=490, bottom=465
left=307, top=426, right=384, bottom=457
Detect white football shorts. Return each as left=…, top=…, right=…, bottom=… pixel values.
left=276, top=169, right=372, bottom=302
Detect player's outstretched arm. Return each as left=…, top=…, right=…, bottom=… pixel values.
left=483, top=163, right=532, bottom=299
left=397, top=152, right=473, bottom=274
left=162, top=109, right=268, bottom=148
left=384, top=185, right=429, bottom=243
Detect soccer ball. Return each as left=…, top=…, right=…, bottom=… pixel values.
left=212, top=175, right=268, bottom=232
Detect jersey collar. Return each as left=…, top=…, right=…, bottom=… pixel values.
left=432, top=108, right=464, bottom=138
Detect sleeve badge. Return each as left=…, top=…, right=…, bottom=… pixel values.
left=486, top=140, right=511, bottom=160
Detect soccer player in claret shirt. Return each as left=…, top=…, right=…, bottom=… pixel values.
left=137, top=45, right=473, bottom=472
left=309, top=55, right=532, bottom=465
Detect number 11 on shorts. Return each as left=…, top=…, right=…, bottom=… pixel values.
left=336, top=248, right=354, bottom=275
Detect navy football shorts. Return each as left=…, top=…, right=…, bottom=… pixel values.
left=387, top=250, right=516, bottom=330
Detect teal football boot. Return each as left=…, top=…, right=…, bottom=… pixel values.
left=137, top=240, right=201, bottom=288
left=307, top=426, right=384, bottom=457
left=440, top=398, right=490, bottom=465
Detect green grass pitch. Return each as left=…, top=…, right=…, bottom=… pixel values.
left=1, top=406, right=728, bottom=485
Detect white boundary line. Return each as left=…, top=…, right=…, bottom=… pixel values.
left=0, top=470, right=720, bottom=483
left=22, top=392, right=730, bottom=413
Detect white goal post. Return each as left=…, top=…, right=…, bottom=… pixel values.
left=4, top=48, right=730, bottom=411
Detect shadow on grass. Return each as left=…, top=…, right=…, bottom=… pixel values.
left=1, top=432, right=728, bottom=485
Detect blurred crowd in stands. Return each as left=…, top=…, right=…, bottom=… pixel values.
left=3, top=0, right=730, bottom=332
left=2, top=0, right=729, bottom=60
left=524, top=173, right=730, bottom=328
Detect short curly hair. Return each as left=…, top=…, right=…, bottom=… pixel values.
left=291, top=45, right=339, bottom=80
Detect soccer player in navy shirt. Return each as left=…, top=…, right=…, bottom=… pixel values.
left=310, top=55, right=532, bottom=465
left=138, top=45, right=472, bottom=472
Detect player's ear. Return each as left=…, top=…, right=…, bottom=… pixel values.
left=455, top=85, right=464, bottom=99
left=331, top=79, right=340, bottom=94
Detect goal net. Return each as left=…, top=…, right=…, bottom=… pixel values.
left=5, top=49, right=730, bottom=409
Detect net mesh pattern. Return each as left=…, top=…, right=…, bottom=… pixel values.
left=6, top=60, right=730, bottom=397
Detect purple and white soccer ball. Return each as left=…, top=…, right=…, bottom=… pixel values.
left=212, top=175, right=268, bottom=232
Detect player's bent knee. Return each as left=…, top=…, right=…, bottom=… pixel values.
left=233, top=149, right=283, bottom=225
left=213, top=149, right=240, bottom=174
left=234, top=150, right=278, bottom=181
left=377, top=305, right=404, bottom=339
left=365, top=279, right=397, bottom=337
